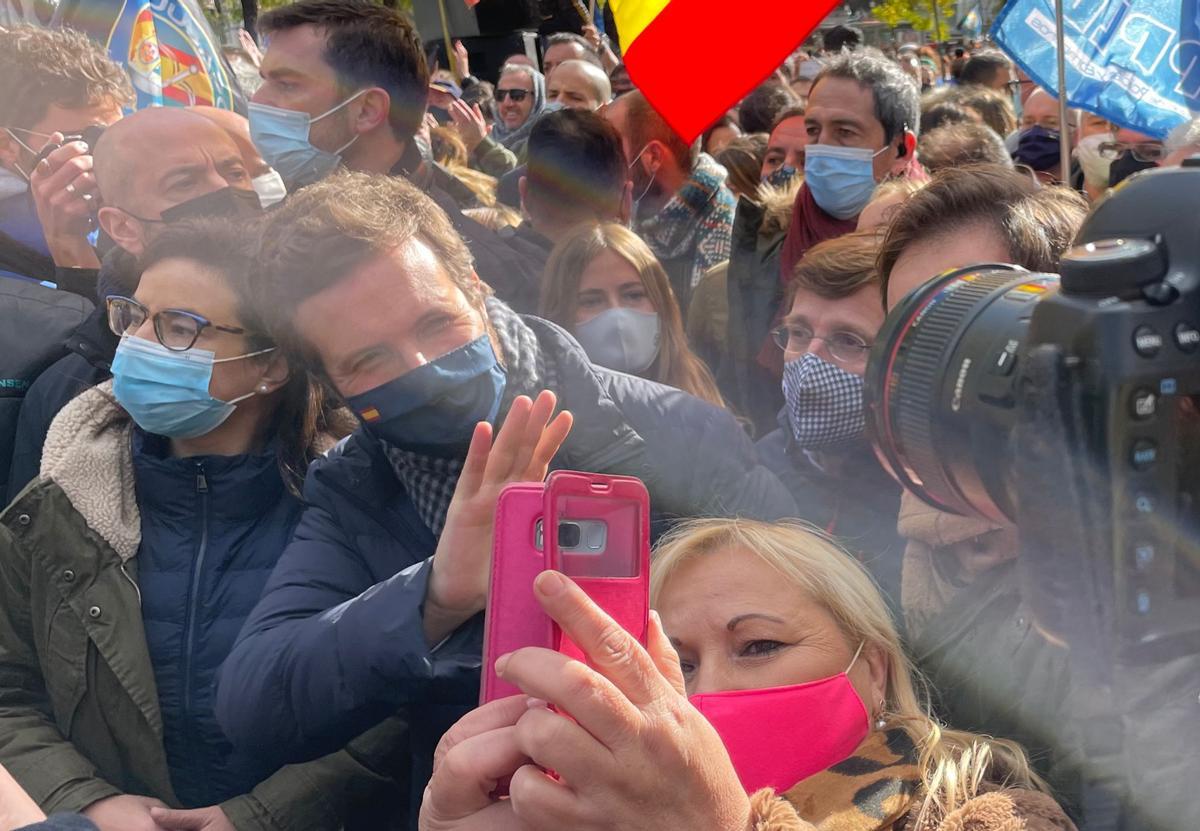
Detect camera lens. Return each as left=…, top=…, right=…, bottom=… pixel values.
left=557, top=522, right=582, bottom=549
left=865, top=265, right=1059, bottom=523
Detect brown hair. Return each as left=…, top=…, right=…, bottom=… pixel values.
left=252, top=170, right=487, bottom=373
left=620, top=90, right=699, bottom=172
left=714, top=133, right=768, bottom=202
left=788, top=229, right=883, bottom=308
left=0, top=24, right=133, bottom=131
left=950, top=86, right=1017, bottom=138
left=877, top=165, right=1088, bottom=305
left=429, top=125, right=498, bottom=206
left=540, top=223, right=725, bottom=407
left=139, top=218, right=356, bottom=494
left=918, top=122, right=1012, bottom=173
left=259, top=0, right=428, bottom=141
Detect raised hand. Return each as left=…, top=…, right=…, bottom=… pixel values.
left=452, top=40, right=471, bottom=83
left=424, top=391, right=573, bottom=644
left=496, top=572, right=752, bottom=831
left=29, top=133, right=100, bottom=269
left=448, top=100, right=489, bottom=154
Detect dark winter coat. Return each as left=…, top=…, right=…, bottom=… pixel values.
left=0, top=384, right=405, bottom=828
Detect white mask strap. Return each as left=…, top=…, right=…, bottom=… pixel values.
left=212, top=346, right=276, bottom=364
left=843, top=640, right=866, bottom=675
left=311, top=89, right=367, bottom=124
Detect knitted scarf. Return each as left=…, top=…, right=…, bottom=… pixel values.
left=780, top=728, right=921, bottom=831
left=382, top=299, right=554, bottom=536
left=636, top=152, right=736, bottom=292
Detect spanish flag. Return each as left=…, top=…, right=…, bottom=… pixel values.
left=609, top=0, right=839, bottom=142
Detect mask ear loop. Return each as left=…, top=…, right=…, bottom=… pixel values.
left=843, top=640, right=866, bottom=675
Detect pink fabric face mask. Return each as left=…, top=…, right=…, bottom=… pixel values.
left=689, top=642, right=871, bottom=794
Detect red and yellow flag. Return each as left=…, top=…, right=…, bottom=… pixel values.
left=609, top=0, right=840, bottom=142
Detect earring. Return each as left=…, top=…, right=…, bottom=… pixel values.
left=875, top=701, right=887, bottom=730
left=258, top=384, right=270, bottom=393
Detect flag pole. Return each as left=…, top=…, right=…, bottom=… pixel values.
left=437, top=0, right=457, bottom=79
left=1053, top=0, right=1071, bottom=183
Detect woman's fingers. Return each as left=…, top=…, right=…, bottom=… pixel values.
left=646, top=610, right=687, bottom=696
left=532, top=571, right=669, bottom=709
left=510, top=391, right=559, bottom=477
left=433, top=694, right=532, bottom=772
left=422, top=726, right=529, bottom=827
left=508, top=763, right=586, bottom=829
left=497, top=645, right=641, bottom=745
left=512, top=703, right=610, bottom=784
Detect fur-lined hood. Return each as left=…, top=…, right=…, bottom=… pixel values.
left=755, top=178, right=804, bottom=238
left=40, top=381, right=140, bottom=562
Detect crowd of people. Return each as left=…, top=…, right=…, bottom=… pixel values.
left=0, top=5, right=1194, bottom=831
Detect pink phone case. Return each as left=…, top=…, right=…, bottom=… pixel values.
left=480, top=471, right=651, bottom=705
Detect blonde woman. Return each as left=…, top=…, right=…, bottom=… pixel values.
left=424, top=519, right=1075, bottom=831
left=540, top=222, right=725, bottom=408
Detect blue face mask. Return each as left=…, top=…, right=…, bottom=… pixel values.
left=345, top=335, right=507, bottom=453
left=803, top=144, right=890, bottom=220
left=248, top=91, right=364, bottom=189
left=111, top=336, right=274, bottom=439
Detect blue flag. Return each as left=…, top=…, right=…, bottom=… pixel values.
left=992, top=0, right=1199, bottom=138
left=52, top=0, right=245, bottom=114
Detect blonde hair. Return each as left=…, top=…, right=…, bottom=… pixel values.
left=541, top=223, right=725, bottom=408
left=429, top=125, right=499, bottom=207
left=650, top=518, right=1045, bottom=825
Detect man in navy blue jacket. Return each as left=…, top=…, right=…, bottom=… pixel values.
left=216, top=170, right=797, bottom=815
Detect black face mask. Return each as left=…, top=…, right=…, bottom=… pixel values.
left=123, top=186, right=263, bottom=225
left=1108, top=150, right=1157, bottom=188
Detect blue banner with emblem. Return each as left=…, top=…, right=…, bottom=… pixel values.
left=992, top=0, right=1199, bottom=138
left=52, top=0, right=244, bottom=113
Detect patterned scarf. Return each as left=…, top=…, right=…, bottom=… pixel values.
left=780, top=729, right=921, bottom=831
left=382, top=299, right=555, bottom=535
left=636, top=152, right=736, bottom=292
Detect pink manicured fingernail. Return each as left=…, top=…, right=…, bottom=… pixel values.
left=536, top=570, right=566, bottom=596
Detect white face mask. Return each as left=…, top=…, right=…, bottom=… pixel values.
left=1073, top=133, right=1114, bottom=187
left=251, top=169, right=288, bottom=208
left=574, top=308, right=661, bottom=375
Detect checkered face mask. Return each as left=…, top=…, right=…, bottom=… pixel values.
left=782, top=353, right=866, bottom=449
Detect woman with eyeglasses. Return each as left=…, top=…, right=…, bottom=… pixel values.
left=0, top=218, right=403, bottom=831
left=755, top=229, right=905, bottom=611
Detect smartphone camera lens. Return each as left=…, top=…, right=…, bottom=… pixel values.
left=558, top=522, right=582, bottom=549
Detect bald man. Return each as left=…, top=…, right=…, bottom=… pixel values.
left=546, top=59, right=611, bottom=111
left=6, top=107, right=264, bottom=500
left=94, top=107, right=260, bottom=257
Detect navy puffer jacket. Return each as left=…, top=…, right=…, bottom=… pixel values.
left=217, top=315, right=799, bottom=815
left=133, top=431, right=303, bottom=807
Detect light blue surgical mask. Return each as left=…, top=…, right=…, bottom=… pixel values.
left=575, top=308, right=661, bottom=375
left=111, top=336, right=274, bottom=439
left=803, top=143, right=890, bottom=220
left=248, top=91, right=365, bottom=189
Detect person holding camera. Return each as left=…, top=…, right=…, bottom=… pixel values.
left=876, top=164, right=1089, bottom=813
left=422, top=518, right=1075, bottom=831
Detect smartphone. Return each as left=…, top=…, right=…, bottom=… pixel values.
left=480, top=470, right=650, bottom=705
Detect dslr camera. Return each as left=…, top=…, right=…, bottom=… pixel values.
left=865, top=162, right=1200, bottom=657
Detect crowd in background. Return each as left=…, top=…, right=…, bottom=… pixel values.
left=1, top=4, right=1197, bottom=831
